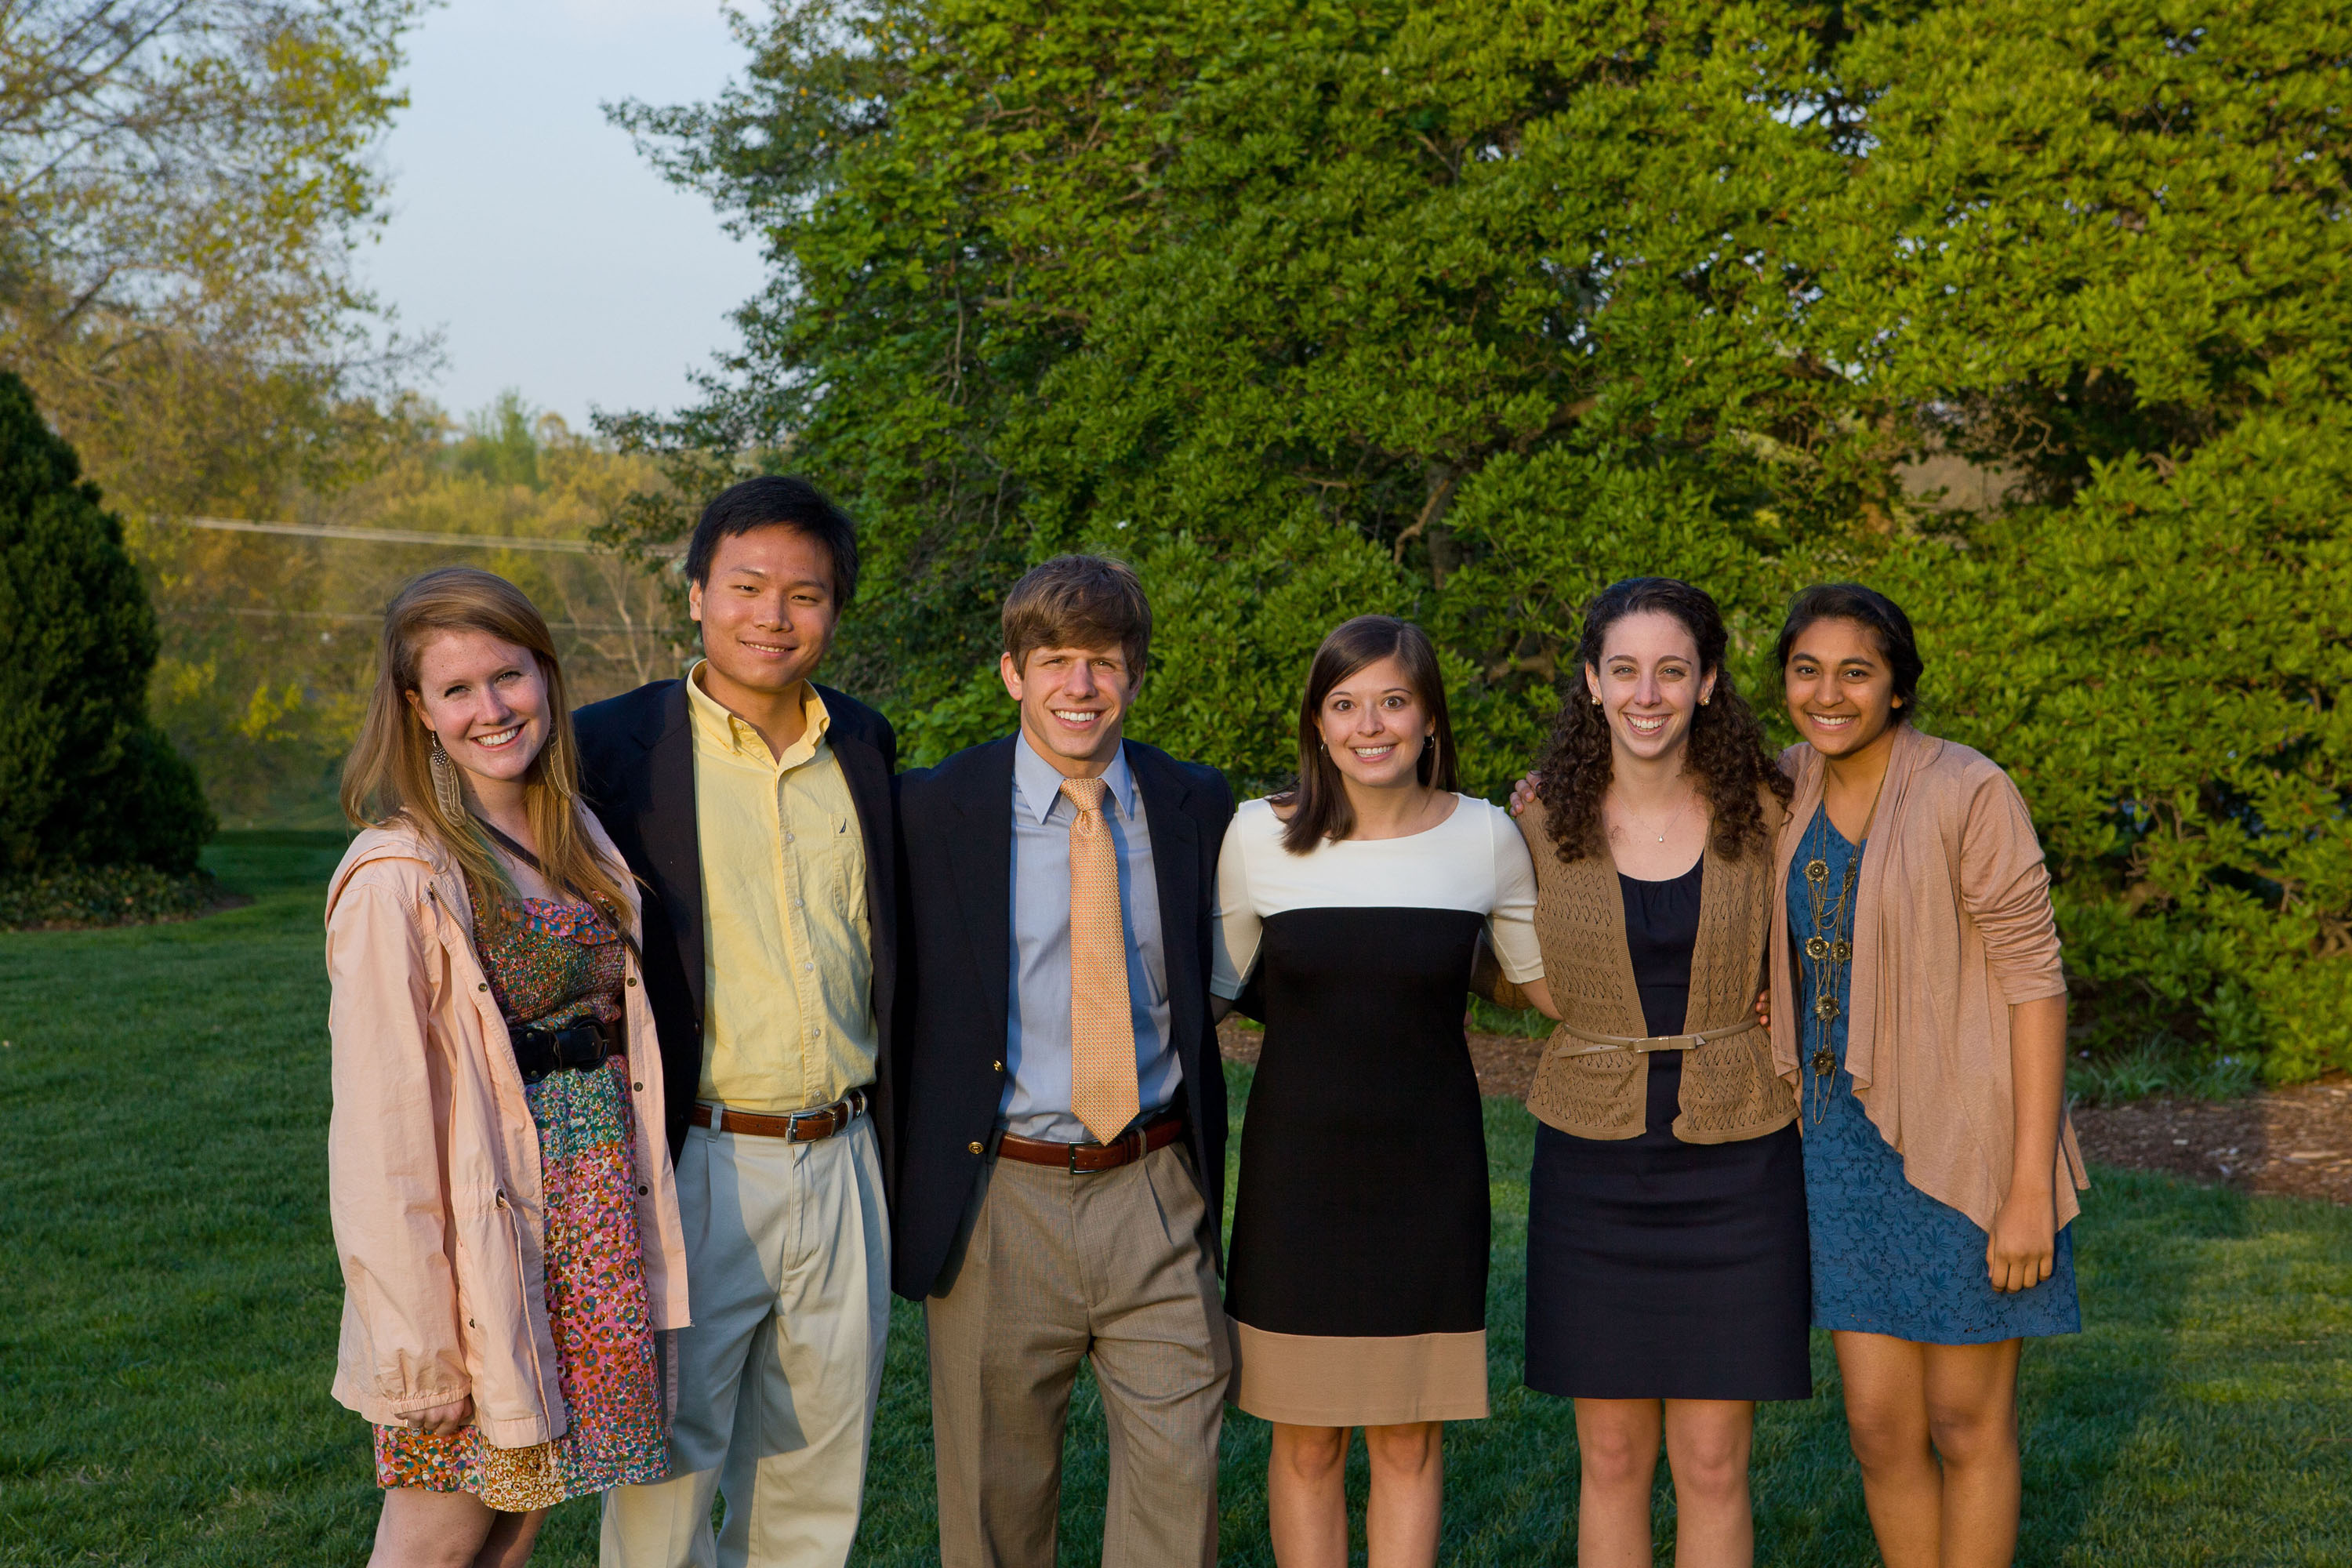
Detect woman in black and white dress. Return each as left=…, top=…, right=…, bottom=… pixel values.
left=1212, top=615, right=1555, bottom=1568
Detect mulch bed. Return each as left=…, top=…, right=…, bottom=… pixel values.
left=2069, top=1080, right=2352, bottom=1206
left=1218, top=1020, right=2352, bottom=1206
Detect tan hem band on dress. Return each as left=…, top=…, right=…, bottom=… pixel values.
left=1226, top=1319, right=1489, bottom=1425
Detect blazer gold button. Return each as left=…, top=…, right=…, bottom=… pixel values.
left=477, top=982, right=488, bottom=992
left=967, top=1141, right=982, bottom=1155
left=992, top=1060, right=1004, bottom=1072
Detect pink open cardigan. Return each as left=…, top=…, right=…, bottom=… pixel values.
left=324, top=815, right=690, bottom=1446
left=1769, top=724, right=2089, bottom=1232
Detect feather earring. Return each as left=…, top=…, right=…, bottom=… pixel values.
left=429, top=731, right=467, bottom=821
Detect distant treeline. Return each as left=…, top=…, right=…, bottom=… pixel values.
left=137, top=396, right=686, bottom=827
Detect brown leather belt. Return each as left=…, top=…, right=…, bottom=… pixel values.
left=691, top=1088, right=869, bottom=1142
left=995, top=1112, right=1185, bottom=1174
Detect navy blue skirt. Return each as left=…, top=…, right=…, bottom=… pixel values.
left=1523, top=1119, right=1813, bottom=1402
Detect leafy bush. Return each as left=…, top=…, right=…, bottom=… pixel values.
left=0, top=370, right=215, bottom=874
left=2069, top=1040, right=2266, bottom=1108
left=608, top=0, right=2349, bottom=1082
left=0, top=862, right=222, bottom=930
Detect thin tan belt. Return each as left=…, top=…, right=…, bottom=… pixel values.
left=1552, top=1016, right=1762, bottom=1057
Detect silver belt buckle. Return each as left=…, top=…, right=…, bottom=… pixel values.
left=1069, top=1124, right=1143, bottom=1174
left=786, top=1091, right=862, bottom=1142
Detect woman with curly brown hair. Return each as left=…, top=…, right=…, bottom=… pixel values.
left=1489, top=578, right=1808, bottom=1568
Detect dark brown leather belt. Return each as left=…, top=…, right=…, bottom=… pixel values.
left=691, top=1087, right=869, bottom=1142
left=995, top=1112, right=1185, bottom=1174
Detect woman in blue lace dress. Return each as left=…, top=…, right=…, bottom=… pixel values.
left=1767, top=584, right=2088, bottom=1568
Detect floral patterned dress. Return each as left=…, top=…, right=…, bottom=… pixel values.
left=372, top=887, right=670, bottom=1508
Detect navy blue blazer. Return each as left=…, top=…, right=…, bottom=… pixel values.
left=891, top=735, right=1235, bottom=1301
left=572, top=679, right=900, bottom=1183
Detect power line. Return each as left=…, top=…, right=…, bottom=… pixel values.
left=158, top=515, right=684, bottom=557
left=162, top=605, right=677, bottom=636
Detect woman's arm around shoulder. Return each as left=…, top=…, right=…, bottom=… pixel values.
left=1482, top=800, right=1558, bottom=1018
left=1207, top=800, right=1272, bottom=1023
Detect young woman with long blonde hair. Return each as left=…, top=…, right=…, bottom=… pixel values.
left=325, top=567, right=688, bottom=1568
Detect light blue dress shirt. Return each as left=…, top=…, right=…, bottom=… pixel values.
left=1003, top=732, right=1179, bottom=1142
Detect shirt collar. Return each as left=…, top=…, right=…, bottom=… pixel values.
left=684, top=660, right=830, bottom=767
left=1013, top=729, right=1138, bottom=826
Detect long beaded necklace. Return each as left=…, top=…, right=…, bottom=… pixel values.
left=1800, top=797, right=1875, bottom=1126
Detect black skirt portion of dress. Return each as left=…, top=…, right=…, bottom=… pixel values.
left=1225, top=905, right=1490, bottom=1338
left=1522, top=862, right=1812, bottom=1402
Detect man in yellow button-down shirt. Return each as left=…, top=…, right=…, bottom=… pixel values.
left=579, top=478, right=898, bottom=1568
left=687, top=670, right=877, bottom=1116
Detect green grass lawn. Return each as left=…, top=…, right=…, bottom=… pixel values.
left=4, top=831, right=2349, bottom=1565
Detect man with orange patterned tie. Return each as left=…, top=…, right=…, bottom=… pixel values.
left=892, top=556, right=1236, bottom=1568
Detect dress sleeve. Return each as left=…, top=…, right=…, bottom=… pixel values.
left=1958, top=767, right=2067, bottom=1004
left=1486, top=806, right=1545, bottom=983
left=1209, top=809, right=1261, bottom=1000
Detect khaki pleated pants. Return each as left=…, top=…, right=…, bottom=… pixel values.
left=925, top=1140, right=1230, bottom=1568
left=602, top=1113, right=891, bottom=1568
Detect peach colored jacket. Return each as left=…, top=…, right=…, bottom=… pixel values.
left=324, top=815, right=690, bottom=1446
left=1769, top=724, right=2089, bottom=1233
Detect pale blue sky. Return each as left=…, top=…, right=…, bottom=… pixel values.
left=363, top=0, right=770, bottom=431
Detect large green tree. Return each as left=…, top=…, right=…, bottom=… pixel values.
left=612, top=0, right=2350, bottom=1077
left=0, top=0, right=425, bottom=521
left=1817, top=0, right=2352, bottom=1078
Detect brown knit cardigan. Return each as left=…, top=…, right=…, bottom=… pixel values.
left=1491, top=792, right=1797, bottom=1144
left=1769, top=725, right=2089, bottom=1232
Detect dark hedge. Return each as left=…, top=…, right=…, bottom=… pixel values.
left=0, top=370, right=213, bottom=877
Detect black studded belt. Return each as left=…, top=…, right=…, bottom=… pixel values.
left=509, top=1018, right=621, bottom=1084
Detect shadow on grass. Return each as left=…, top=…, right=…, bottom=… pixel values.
left=2020, top=1172, right=2238, bottom=1560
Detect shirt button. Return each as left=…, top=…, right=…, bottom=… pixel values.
left=633, top=1081, right=644, bottom=1091
left=967, top=1141, right=982, bottom=1155
left=786, top=832, right=796, bottom=843
left=477, top=982, right=488, bottom=993
left=637, top=1185, right=649, bottom=1196
left=626, top=977, right=637, bottom=987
